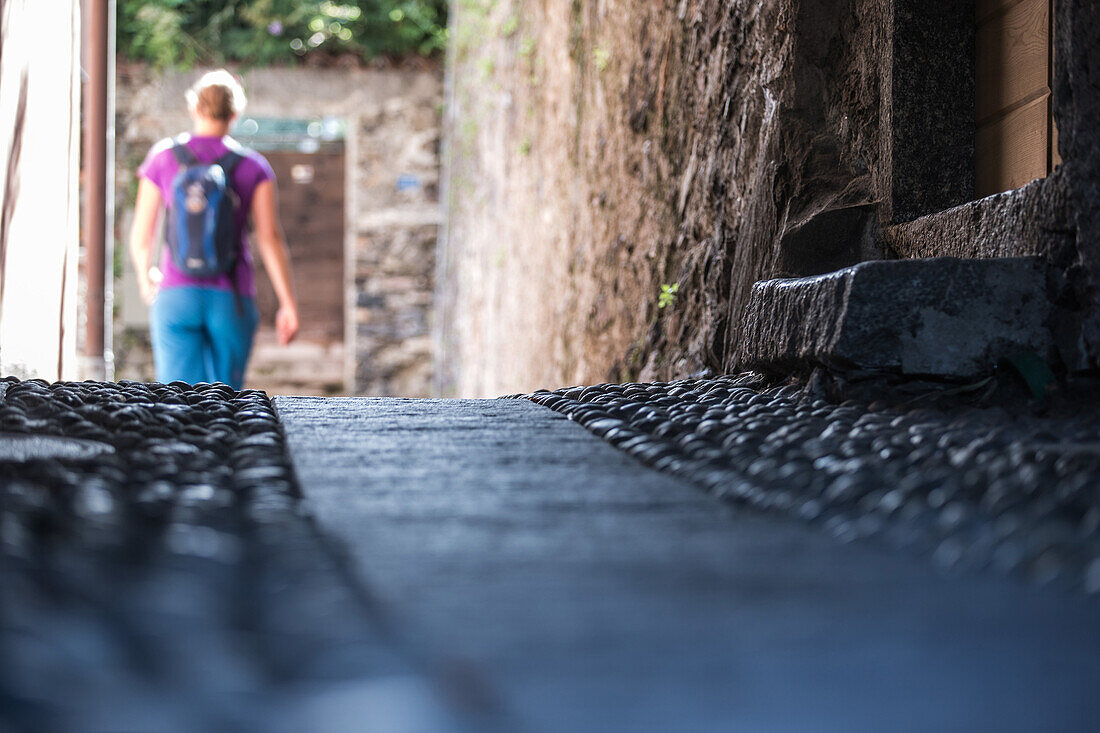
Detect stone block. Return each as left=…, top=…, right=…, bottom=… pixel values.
left=738, top=257, right=1053, bottom=377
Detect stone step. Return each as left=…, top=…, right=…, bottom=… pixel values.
left=737, top=256, right=1053, bottom=377
left=246, top=336, right=345, bottom=389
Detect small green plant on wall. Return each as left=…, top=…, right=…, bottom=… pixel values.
left=593, top=45, right=611, bottom=72
left=658, top=283, right=679, bottom=309
left=499, top=13, right=519, bottom=37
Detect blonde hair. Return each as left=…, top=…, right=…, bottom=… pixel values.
left=185, top=69, right=247, bottom=121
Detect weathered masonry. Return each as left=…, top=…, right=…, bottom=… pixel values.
left=441, top=0, right=1100, bottom=395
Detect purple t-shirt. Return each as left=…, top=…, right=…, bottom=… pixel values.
left=137, top=135, right=274, bottom=297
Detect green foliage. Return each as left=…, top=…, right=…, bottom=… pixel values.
left=117, top=0, right=448, bottom=69
left=658, top=283, right=679, bottom=309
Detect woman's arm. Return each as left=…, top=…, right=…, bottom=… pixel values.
left=251, top=178, right=300, bottom=345
left=129, top=178, right=163, bottom=305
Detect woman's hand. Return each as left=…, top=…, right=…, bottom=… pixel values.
left=275, top=303, right=299, bottom=346
left=139, top=266, right=162, bottom=305
left=251, top=179, right=301, bottom=348
left=129, top=179, right=163, bottom=306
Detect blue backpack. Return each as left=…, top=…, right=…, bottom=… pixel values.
left=166, top=136, right=245, bottom=279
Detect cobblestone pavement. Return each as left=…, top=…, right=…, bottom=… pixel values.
left=278, top=396, right=1100, bottom=733
left=526, top=373, right=1100, bottom=593
left=0, top=379, right=459, bottom=733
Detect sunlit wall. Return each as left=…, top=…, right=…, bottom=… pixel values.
left=0, top=0, right=81, bottom=380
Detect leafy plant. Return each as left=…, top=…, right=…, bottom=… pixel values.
left=658, top=282, right=679, bottom=309
left=117, top=0, right=448, bottom=69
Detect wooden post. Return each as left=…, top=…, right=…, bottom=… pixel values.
left=83, top=0, right=108, bottom=378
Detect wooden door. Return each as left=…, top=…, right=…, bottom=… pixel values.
left=254, top=149, right=345, bottom=340
left=975, top=0, right=1060, bottom=198
left=245, top=148, right=346, bottom=395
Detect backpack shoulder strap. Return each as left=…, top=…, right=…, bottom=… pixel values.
left=170, top=134, right=197, bottom=166
left=215, top=151, right=245, bottom=177
left=215, top=137, right=248, bottom=176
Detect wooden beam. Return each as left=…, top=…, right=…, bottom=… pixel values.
left=976, top=93, right=1050, bottom=196
left=976, top=0, right=1050, bottom=125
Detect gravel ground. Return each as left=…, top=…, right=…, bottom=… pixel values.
left=525, top=373, right=1100, bottom=594
left=0, top=378, right=454, bottom=733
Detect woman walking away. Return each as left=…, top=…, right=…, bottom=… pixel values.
left=128, top=69, right=299, bottom=389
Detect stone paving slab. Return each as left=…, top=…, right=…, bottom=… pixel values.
left=277, top=396, right=1100, bottom=733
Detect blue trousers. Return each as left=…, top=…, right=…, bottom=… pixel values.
left=150, top=286, right=259, bottom=389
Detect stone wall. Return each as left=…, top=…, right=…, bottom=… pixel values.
left=440, top=0, right=1100, bottom=396
left=1052, top=0, right=1100, bottom=371
left=350, top=100, right=442, bottom=396
left=440, top=0, right=891, bottom=396
left=113, top=64, right=442, bottom=396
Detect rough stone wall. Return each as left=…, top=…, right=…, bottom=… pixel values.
left=441, top=0, right=889, bottom=396
left=113, top=65, right=441, bottom=395
left=1053, top=0, right=1100, bottom=371
left=351, top=102, right=442, bottom=396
